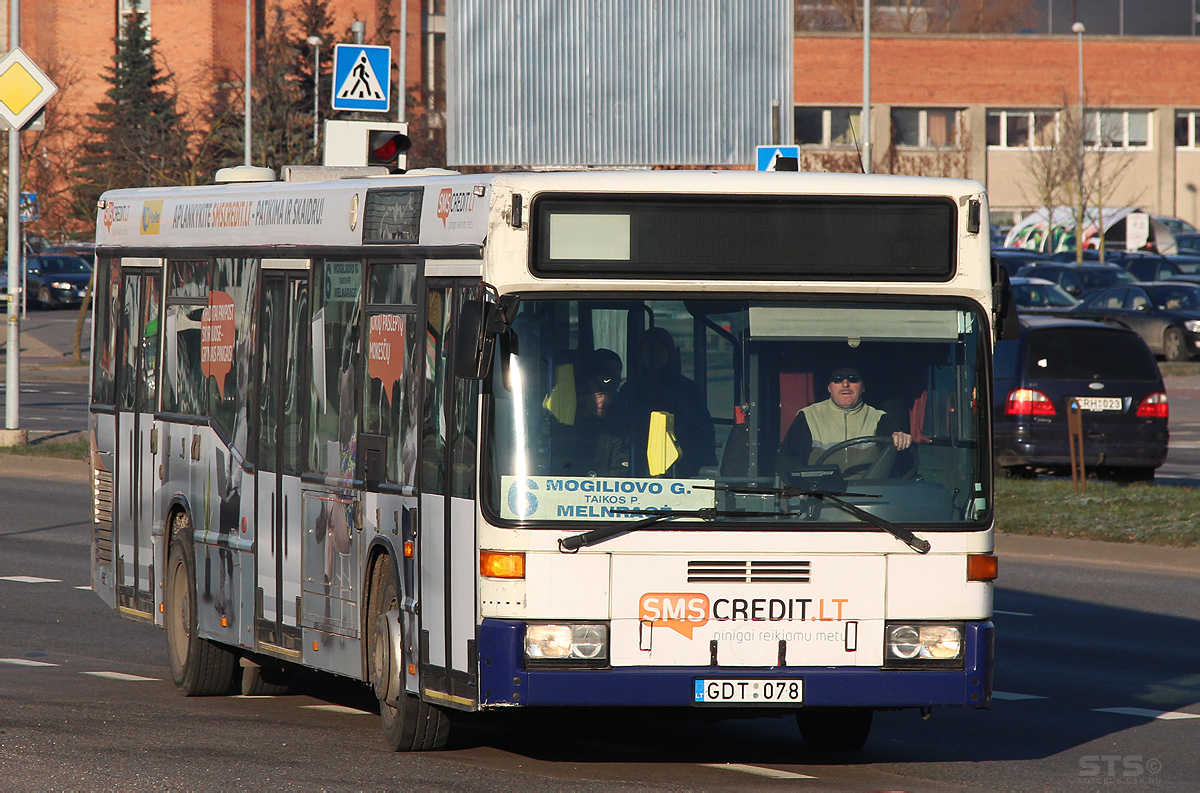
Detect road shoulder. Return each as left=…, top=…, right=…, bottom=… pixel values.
left=0, top=453, right=89, bottom=482
left=997, top=531, right=1200, bottom=577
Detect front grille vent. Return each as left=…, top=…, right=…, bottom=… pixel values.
left=687, top=560, right=811, bottom=584
left=93, top=467, right=114, bottom=565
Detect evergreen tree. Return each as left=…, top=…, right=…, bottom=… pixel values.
left=292, top=0, right=338, bottom=159
left=76, top=9, right=190, bottom=216
left=253, top=3, right=312, bottom=169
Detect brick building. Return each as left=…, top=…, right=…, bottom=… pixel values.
left=7, top=10, right=1200, bottom=233
left=793, top=33, right=1200, bottom=227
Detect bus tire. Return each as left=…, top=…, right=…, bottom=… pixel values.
left=165, top=515, right=237, bottom=696
left=369, top=557, right=450, bottom=751
left=796, top=707, right=873, bottom=752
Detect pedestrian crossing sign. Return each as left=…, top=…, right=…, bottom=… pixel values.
left=331, top=44, right=391, bottom=113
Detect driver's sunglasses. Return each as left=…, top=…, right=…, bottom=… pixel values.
left=830, top=375, right=862, bottom=384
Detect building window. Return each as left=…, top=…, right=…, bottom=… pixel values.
left=1083, top=110, right=1151, bottom=149
left=118, top=0, right=150, bottom=35
left=891, top=108, right=959, bottom=149
left=987, top=110, right=1057, bottom=148
left=794, top=107, right=862, bottom=147
left=1176, top=111, right=1200, bottom=148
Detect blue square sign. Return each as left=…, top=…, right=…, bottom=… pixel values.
left=756, top=145, right=801, bottom=171
left=331, top=44, right=391, bottom=113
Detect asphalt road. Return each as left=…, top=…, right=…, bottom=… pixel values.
left=1, top=458, right=1198, bottom=790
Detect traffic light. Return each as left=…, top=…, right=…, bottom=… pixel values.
left=322, top=120, right=411, bottom=171
left=367, top=128, right=411, bottom=171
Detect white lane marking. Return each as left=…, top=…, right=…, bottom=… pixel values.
left=81, top=671, right=159, bottom=682
left=702, top=764, right=816, bottom=780
left=301, top=704, right=369, bottom=715
left=993, top=691, right=1048, bottom=700
left=0, top=576, right=61, bottom=584
left=1094, top=707, right=1200, bottom=720
left=0, top=658, right=58, bottom=667
left=75, top=585, right=91, bottom=590
left=993, top=609, right=1035, bottom=617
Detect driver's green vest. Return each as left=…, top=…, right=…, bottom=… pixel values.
left=801, top=398, right=885, bottom=469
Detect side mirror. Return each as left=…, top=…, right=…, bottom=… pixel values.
left=453, top=291, right=520, bottom=381
left=453, top=299, right=497, bottom=380
left=992, top=267, right=1021, bottom=341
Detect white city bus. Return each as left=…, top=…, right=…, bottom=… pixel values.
left=91, top=168, right=1005, bottom=751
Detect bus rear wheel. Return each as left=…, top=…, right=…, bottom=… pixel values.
left=369, top=558, right=450, bottom=751
left=796, top=707, right=873, bottom=752
left=165, top=514, right=237, bottom=696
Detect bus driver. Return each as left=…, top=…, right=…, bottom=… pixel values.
left=777, top=366, right=913, bottom=480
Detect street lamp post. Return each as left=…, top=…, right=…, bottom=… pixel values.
left=1072, top=21, right=1086, bottom=262
left=307, top=36, right=322, bottom=154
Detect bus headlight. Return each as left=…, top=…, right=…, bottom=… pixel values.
left=524, top=622, right=609, bottom=667
left=884, top=622, right=964, bottom=668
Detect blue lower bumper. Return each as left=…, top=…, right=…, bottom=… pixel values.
left=478, top=619, right=993, bottom=709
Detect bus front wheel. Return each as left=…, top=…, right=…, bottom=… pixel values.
left=796, top=707, right=873, bottom=752
left=369, top=557, right=450, bottom=751
left=165, top=514, right=237, bottom=696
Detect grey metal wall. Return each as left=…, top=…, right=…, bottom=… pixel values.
left=446, top=0, right=793, bottom=167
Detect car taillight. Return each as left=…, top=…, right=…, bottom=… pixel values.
left=1135, top=392, right=1168, bottom=419
left=1006, top=388, right=1056, bottom=416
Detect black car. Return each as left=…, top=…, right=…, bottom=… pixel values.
left=0, top=254, right=93, bottom=309
left=1013, top=262, right=1136, bottom=298
left=992, top=248, right=1051, bottom=279
left=1048, top=249, right=1101, bottom=263
left=1174, top=232, right=1200, bottom=255
left=1071, top=281, right=1200, bottom=361
left=993, top=317, right=1168, bottom=482
left=1121, top=256, right=1181, bottom=282
left=1009, top=276, right=1079, bottom=315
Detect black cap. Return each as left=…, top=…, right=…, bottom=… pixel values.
left=579, top=349, right=621, bottom=394
left=829, top=366, right=862, bottom=383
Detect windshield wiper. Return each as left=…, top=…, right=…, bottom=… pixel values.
left=697, top=484, right=931, bottom=554
left=558, top=508, right=717, bottom=552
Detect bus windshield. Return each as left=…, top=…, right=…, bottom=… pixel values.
left=485, top=298, right=989, bottom=527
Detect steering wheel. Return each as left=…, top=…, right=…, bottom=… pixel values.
left=813, top=435, right=898, bottom=480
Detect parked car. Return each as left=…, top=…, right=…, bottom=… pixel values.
left=1009, top=276, right=1080, bottom=314
left=993, top=316, right=1168, bottom=482
left=1121, top=256, right=1181, bottom=282
left=1154, top=216, right=1197, bottom=235
left=1071, top=281, right=1200, bottom=361
left=1013, top=262, right=1136, bottom=298
left=1173, top=232, right=1200, bottom=255
left=0, top=253, right=93, bottom=309
left=1048, top=249, right=1100, bottom=263
left=992, top=247, right=1051, bottom=279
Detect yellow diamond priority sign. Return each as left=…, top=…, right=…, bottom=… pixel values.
left=0, top=48, right=57, bottom=130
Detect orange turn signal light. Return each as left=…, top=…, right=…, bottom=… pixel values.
left=480, top=551, right=526, bottom=579
left=403, top=540, right=414, bottom=558
left=967, top=553, right=998, bottom=581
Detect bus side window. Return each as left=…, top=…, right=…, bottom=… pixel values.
left=91, top=259, right=117, bottom=406
left=364, top=263, right=419, bottom=486
left=308, top=260, right=363, bottom=479
left=421, top=287, right=452, bottom=494
left=450, top=289, right=479, bottom=499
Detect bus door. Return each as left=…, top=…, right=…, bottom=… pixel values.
left=417, top=280, right=480, bottom=708
left=113, top=267, right=161, bottom=619
left=254, top=271, right=309, bottom=655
